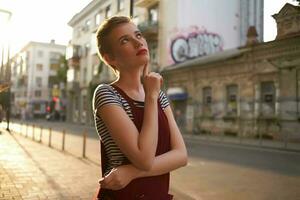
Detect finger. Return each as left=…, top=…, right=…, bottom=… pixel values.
left=142, top=63, right=149, bottom=77
left=100, top=168, right=117, bottom=186
left=98, top=177, right=104, bottom=184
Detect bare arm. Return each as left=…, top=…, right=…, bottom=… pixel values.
left=100, top=105, right=188, bottom=190
left=136, top=105, right=188, bottom=177
left=97, top=64, right=162, bottom=171
left=98, top=94, right=158, bottom=170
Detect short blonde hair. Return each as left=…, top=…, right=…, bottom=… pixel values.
left=96, top=16, right=132, bottom=58
left=96, top=16, right=132, bottom=75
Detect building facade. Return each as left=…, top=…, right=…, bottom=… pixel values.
left=66, top=0, right=263, bottom=125
left=10, top=41, right=66, bottom=119
left=155, top=0, right=263, bottom=67
left=66, top=0, right=142, bottom=124
left=162, top=3, right=300, bottom=140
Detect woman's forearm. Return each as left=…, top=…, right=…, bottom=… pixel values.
left=134, top=149, right=187, bottom=178
left=137, top=95, right=158, bottom=170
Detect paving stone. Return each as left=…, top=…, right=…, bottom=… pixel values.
left=0, top=129, right=100, bottom=199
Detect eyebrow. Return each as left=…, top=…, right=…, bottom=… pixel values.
left=118, top=30, right=142, bottom=42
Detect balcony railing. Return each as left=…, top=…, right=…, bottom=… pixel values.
left=66, top=45, right=81, bottom=69
left=66, top=45, right=81, bottom=59
left=138, top=20, right=158, bottom=40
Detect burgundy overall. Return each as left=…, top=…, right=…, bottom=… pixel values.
left=96, top=85, right=173, bottom=200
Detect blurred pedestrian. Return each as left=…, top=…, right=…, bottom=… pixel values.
left=92, top=16, right=187, bottom=200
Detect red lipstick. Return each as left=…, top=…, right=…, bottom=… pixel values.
left=136, top=48, right=148, bottom=56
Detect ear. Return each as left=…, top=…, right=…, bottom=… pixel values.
left=103, top=53, right=117, bottom=67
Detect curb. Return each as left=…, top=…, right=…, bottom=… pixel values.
left=183, top=134, right=300, bottom=153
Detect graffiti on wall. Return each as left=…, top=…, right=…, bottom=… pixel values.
left=170, top=26, right=224, bottom=64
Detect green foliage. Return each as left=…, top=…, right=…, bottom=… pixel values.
left=56, top=55, right=68, bottom=83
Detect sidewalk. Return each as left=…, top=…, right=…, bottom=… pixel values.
left=0, top=127, right=195, bottom=200
left=0, top=128, right=101, bottom=200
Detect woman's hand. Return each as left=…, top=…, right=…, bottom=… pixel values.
left=142, top=63, right=163, bottom=99
left=99, top=165, right=141, bottom=190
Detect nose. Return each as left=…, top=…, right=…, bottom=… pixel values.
left=132, top=37, right=143, bottom=48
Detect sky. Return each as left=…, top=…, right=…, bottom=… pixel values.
left=0, top=0, right=299, bottom=62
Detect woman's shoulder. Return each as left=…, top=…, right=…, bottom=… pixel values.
left=93, top=83, right=122, bottom=102
left=94, top=83, right=117, bottom=97
left=93, top=83, right=122, bottom=111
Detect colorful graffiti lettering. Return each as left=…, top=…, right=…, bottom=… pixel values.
left=170, top=29, right=223, bottom=63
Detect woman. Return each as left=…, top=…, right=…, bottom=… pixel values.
left=93, top=16, right=187, bottom=200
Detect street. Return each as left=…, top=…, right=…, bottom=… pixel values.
left=3, top=120, right=300, bottom=200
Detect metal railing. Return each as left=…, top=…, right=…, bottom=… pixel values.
left=6, top=122, right=100, bottom=164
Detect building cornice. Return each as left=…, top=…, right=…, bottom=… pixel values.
left=68, top=0, right=105, bottom=27
left=19, top=41, right=66, bottom=52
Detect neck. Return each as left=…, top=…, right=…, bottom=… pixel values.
left=115, top=68, right=143, bottom=92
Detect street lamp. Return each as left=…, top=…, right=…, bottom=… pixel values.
left=0, top=8, right=12, bottom=132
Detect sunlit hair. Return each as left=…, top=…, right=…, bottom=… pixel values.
left=96, top=15, right=132, bottom=75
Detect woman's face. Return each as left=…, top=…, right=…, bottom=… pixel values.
left=106, top=22, right=149, bottom=72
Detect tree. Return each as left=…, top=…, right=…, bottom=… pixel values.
left=57, top=55, right=68, bottom=83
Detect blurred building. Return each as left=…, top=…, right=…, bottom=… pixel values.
left=157, top=0, right=263, bottom=67
left=66, top=0, right=263, bottom=125
left=10, top=40, right=66, bottom=119
left=162, top=3, right=300, bottom=140
left=67, top=0, right=139, bottom=124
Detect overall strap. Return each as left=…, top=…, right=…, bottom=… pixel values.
left=110, top=84, right=137, bottom=110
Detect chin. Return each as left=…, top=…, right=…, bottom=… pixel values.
left=137, top=56, right=149, bottom=65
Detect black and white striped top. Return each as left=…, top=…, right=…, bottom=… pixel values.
left=92, top=84, right=170, bottom=175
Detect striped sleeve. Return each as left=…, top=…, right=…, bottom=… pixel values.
left=159, top=90, right=170, bottom=110
left=92, top=84, right=122, bottom=114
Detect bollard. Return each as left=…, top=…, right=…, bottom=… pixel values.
left=39, top=126, right=43, bottom=143
left=26, top=124, right=28, bottom=138
left=48, top=128, right=52, bottom=147
left=32, top=125, right=35, bottom=141
left=62, top=130, right=66, bottom=151
left=82, top=131, right=87, bottom=158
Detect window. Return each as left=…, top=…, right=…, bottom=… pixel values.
left=35, top=90, right=42, bottom=97
left=117, top=0, right=125, bottom=11
left=75, top=27, right=81, bottom=38
left=85, top=19, right=91, bottom=31
left=149, top=42, right=158, bottom=62
left=203, top=87, right=212, bottom=115
left=83, top=67, right=87, bottom=85
left=149, top=5, right=158, bottom=23
left=36, top=77, right=42, bottom=87
left=95, top=13, right=101, bottom=26
left=37, top=50, right=43, bottom=58
left=226, top=84, right=238, bottom=116
left=84, top=43, right=90, bottom=57
left=49, top=52, right=61, bottom=70
left=105, top=5, right=112, bottom=18
left=36, top=64, right=43, bottom=71
left=34, top=104, right=41, bottom=111
left=261, top=81, right=275, bottom=116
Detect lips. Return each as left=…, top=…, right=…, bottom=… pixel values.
left=136, top=49, right=148, bottom=56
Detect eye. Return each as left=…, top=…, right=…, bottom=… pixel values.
left=120, top=38, right=129, bottom=44
left=136, top=32, right=143, bottom=39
